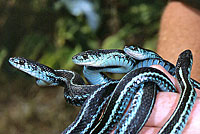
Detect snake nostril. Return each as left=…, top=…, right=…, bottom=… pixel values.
left=72, top=55, right=77, bottom=60
left=8, top=58, right=13, bottom=62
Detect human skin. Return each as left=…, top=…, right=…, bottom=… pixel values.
left=157, top=1, right=200, bottom=82
left=140, top=2, right=200, bottom=133
left=140, top=65, right=200, bottom=134
left=110, top=2, right=200, bottom=133
left=109, top=65, right=200, bottom=134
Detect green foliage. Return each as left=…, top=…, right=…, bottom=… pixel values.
left=15, top=33, right=49, bottom=59
left=0, top=0, right=167, bottom=133
left=0, top=48, right=7, bottom=68
left=101, top=28, right=126, bottom=49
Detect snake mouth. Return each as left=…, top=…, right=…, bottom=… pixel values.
left=72, top=58, right=98, bottom=66
left=74, top=61, right=98, bottom=66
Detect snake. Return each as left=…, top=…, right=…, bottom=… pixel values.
left=117, top=49, right=196, bottom=134
left=124, top=45, right=163, bottom=60
left=73, top=47, right=200, bottom=90
left=72, top=48, right=197, bottom=133
left=8, top=57, right=110, bottom=106
left=9, top=48, right=197, bottom=133
left=124, top=45, right=200, bottom=89
left=9, top=56, right=175, bottom=134
left=72, top=49, right=136, bottom=85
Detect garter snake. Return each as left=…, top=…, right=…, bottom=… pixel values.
left=9, top=57, right=106, bottom=106
left=72, top=48, right=197, bottom=133
left=124, top=45, right=200, bottom=89
left=9, top=57, right=174, bottom=134
left=73, top=47, right=200, bottom=90
left=9, top=48, right=197, bottom=134
left=124, top=45, right=162, bottom=60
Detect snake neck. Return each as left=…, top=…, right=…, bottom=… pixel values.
left=54, top=70, right=85, bottom=87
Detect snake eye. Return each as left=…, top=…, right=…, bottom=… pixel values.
left=127, top=46, right=136, bottom=51
left=19, top=60, right=25, bottom=65
left=82, top=54, right=88, bottom=60
left=9, top=57, right=27, bottom=67
left=132, top=47, right=138, bottom=51
left=14, top=58, right=25, bottom=65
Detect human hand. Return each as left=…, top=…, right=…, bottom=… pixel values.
left=140, top=65, right=200, bottom=134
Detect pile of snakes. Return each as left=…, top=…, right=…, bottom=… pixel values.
left=9, top=46, right=199, bottom=134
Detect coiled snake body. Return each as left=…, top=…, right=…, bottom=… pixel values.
left=9, top=47, right=198, bottom=134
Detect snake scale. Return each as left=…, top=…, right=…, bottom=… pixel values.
left=9, top=46, right=198, bottom=134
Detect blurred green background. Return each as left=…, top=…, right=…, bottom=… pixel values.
left=0, top=0, right=167, bottom=133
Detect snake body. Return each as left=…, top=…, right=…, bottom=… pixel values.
left=9, top=47, right=198, bottom=134
left=73, top=47, right=200, bottom=90
left=9, top=57, right=106, bottom=106
left=89, top=67, right=176, bottom=134
left=115, top=82, right=158, bottom=134
left=123, top=46, right=197, bottom=133
left=62, top=81, right=118, bottom=134
left=159, top=50, right=196, bottom=133
left=9, top=57, right=169, bottom=134
left=124, top=46, right=200, bottom=89
left=72, top=48, right=197, bottom=133
left=72, top=49, right=136, bottom=85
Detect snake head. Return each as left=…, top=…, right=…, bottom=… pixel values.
left=72, top=49, right=134, bottom=68
left=9, top=57, right=52, bottom=74
left=72, top=50, right=99, bottom=66
left=124, top=46, right=162, bottom=60
left=124, top=46, right=144, bottom=59
left=9, top=57, right=59, bottom=86
left=9, top=57, right=27, bottom=68
left=176, top=50, right=193, bottom=78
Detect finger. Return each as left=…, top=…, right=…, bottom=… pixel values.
left=143, top=92, right=200, bottom=131
left=196, top=89, right=200, bottom=98
left=151, top=65, right=200, bottom=97
left=150, top=65, right=181, bottom=92
left=140, top=127, right=160, bottom=134
left=141, top=126, right=200, bottom=134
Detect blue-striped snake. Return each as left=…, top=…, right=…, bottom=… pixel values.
left=9, top=47, right=198, bottom=134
